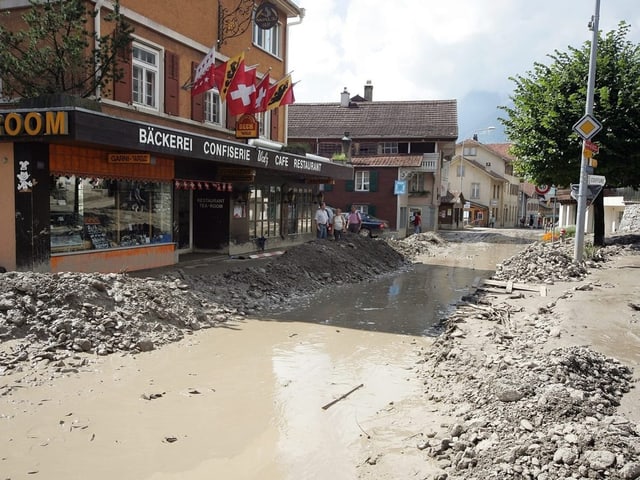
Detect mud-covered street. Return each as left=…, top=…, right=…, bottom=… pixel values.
left=1, top=228, right=639, bottom=480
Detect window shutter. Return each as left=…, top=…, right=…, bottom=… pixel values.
left=370, top=171, right=379, bottom=192
left=113, top=43, right=132, bottom=104
left=369, top=205, right=377, bottom=216
left=346, top=180, right=354, bottom=192
left=226, top=103, right=235, bottom=130
left=190, top=62, right=204, bottom=122
left=324, top=184, right=333, bottom=192
left=164, top=51, right=179, bottom=116
left=270, top=108, right=279, bottom=140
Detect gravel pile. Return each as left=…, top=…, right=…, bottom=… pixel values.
left=0, top=234, right=407, bottom=376
left=416, top=234, right=640, bottom=480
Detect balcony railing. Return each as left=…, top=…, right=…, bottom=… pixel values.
left=418, top=153, right=439, bottom=172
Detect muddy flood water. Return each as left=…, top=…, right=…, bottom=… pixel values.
left=2, top=231, right=535, bottom=480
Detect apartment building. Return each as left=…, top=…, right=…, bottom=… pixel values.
left=288, top=83, right=458, bottom=234
left=0, top=0, right=352, bottom=273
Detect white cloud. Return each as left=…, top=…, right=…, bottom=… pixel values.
left=289, top=0, right=640, bottom=105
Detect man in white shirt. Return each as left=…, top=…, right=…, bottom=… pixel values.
left=314, top=202, right=329, bottom=239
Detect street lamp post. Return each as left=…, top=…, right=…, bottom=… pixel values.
left=574, top=0, right=600, bottom=262
left=341, top=132, right=352, bottom=161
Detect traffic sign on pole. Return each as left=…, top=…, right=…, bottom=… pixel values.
left=573, top=114, right=602, bottom=140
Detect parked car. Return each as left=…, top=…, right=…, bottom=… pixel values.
left=357, top=213, right=390, bottom=237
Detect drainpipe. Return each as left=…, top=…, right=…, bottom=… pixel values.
left=283, top=8, right=305, bottom=143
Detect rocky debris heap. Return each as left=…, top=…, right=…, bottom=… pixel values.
left=386, top=232, right=447, bottom=259
left=415, top=235, right=640, bottom=480
left=0, top=234, right=406, bottom=377
left=0, top=271, right=234, bottom=376
left=492, top=236, right=640, bottom=285
left=492, top=241, right=590, bottom=284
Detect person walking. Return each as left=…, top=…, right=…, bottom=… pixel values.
left=413, top=211, right=422, bottom=234
left=314, top=202, right=329, bottom=239
left=332, top=208, right=345, bottom=241
left=347, top=206, right=362, bottom=234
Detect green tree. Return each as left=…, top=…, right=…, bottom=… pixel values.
left=0, top=0, right=133, bottom=99
left=500, top=23, right=640, bottom=245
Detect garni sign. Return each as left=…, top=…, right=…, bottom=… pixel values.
left=235, top=114, right=259, bottom=139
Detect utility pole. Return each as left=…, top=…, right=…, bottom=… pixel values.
left=574, top=0, right=600, bottom=262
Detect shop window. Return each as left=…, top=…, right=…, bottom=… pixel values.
left=248, top=185, right=314, bottom=239
left=253, top=21, right=281, bottom=57
left=205, top=89, right=223, bottom=125
left=249, top=185, right=281, bottom=238
left=132, top=43, right=159, bottom=109
left=50, top=176, right=172, bottom=254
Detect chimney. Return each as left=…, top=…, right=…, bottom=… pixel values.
left=364, top=80, right=373, bottom=101
left=340, top=87, right=350, bottom=107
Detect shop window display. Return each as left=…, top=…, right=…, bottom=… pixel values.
left=50, top=176, right=172, bottom=254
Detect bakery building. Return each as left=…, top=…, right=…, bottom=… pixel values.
left=0, top=0, right=352, bottom=273
left=0, top=106, right=351, bottom=273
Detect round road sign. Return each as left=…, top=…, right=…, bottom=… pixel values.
left=535, top=184, right=551, bottom=195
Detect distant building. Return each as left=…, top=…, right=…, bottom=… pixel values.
left=288, top=82, right=458, bottom=235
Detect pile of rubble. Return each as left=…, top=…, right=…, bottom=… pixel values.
left=415, top=235, right=640, bottom=480
left=385, top=231, right=447, bottom=259
left=0, top=234, right=407, bottom=376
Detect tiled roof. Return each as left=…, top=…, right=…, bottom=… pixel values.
left=349, top=155, right=423, bottom=167
left=484, top=143, right=515, bottom=161
left=288, top=100, right=458, bottom=140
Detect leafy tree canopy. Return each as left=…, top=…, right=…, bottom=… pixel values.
left=0, top=0, right=133, bottom=99
left=500, top=23, right=640, bottom=189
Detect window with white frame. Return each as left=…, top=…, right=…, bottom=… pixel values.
left=381, top=142, right=398, bottom=154
left=471, top=182, right=480, bottom=199
left=409, top=173, right=425, bottom=192
left=257, top=111, right=271, bottom=137
left=355, top=171, right=370, bottom=192
left=132, top=43, right=159, bottom=109
left=456, top=165, right=465, bottom=177
left=253, top=22, right=281, bottom=57
left=204, top=90, right=223, bottom=125
left=463, top=146, right=477, bottom=156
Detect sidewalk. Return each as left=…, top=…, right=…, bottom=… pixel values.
left=131, top=248, right=285, bottom=279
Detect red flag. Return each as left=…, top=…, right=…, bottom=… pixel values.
left=227, top=63, right=257, bottom=116
left=266, top=75, right=295, bottom=111
left=214, top=51, right=245, bottom=102
left=191, top=46, right=216, bottom=96
left=248, top=72, right=270, bottom=114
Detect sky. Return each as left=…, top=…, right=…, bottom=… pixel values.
left=287, top=0, right=640, bottom=143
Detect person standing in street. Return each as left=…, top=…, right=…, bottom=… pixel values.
left=413, top=211, right=422, bottom=234
left=315, top=202, right=329, bottom=239
left=347, top=206, right=362, bottom=234
left=332, top=208, right=345, bottom=241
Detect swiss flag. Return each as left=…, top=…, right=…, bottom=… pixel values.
left=248, top=72, right=270, bottom=114
left=227, top=63, right=257, bottom=116
left=191, top=46, right=216, bottom=96
left=214, top=51, right=245, bottom=102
